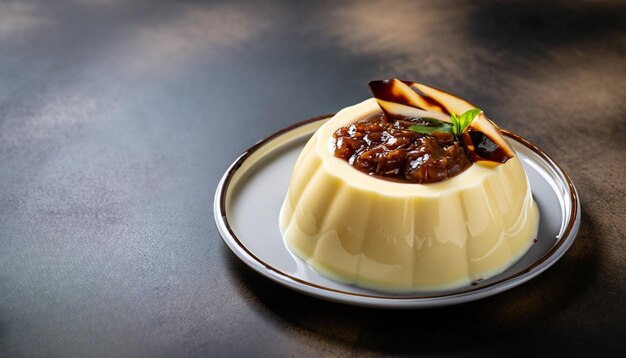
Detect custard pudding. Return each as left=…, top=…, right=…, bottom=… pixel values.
left=279, top=80, right=539, bottom=292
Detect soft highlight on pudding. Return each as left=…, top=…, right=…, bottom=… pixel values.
left=279, top=83, right=539, bottom=292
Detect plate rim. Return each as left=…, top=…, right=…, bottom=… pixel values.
left=214, top=114, right=581, bottom=308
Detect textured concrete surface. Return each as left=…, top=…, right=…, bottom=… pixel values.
left=0, top=0, right=624, bottom=357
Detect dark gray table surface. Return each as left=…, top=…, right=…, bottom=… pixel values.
left=1, top=0, right=625, bottom=357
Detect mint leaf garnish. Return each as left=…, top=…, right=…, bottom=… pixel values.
left=408, top=118, right=453, bottom=135
left=408, top=109, right=480, bottom=137
left=451, top=108, right=481, bottom=136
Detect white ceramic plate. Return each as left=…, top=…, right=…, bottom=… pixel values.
left=214, top=115, right=580, bottom=308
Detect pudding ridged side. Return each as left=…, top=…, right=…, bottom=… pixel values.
left=280, top=100, right=539, bottom=292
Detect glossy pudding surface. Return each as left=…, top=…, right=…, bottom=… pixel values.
left=279, top=98, right=539, bottom=292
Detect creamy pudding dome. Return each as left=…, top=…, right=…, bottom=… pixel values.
left=279, top=80, right=539, bottom=292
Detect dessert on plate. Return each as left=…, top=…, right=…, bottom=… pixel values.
left=279, top=79, right=539, bottom=292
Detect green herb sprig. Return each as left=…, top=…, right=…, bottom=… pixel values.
left=408, top=108, right=481, bottom=137
left=408, top=118, right=452, bottom=135
left=451, top=108, right=481, bottom=136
